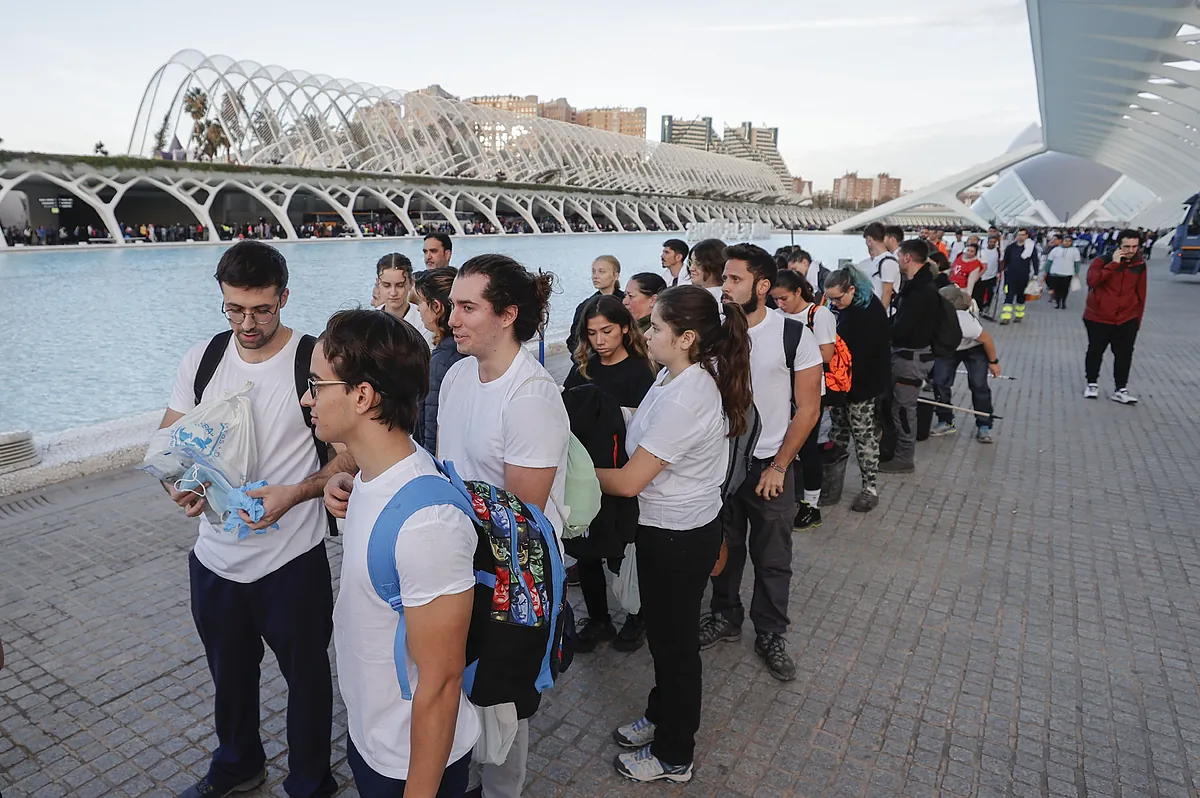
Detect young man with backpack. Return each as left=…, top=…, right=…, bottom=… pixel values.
left=863, top=222, right=901, bottom=314
left=438, top=254, right=571, bottom=796
left=702, top=244, right=823, bottom=682
left=160, top=241, right=353, bottom=798
left=305, top=309, right=481, bottom=797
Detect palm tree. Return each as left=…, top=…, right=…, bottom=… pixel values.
left=183, top=88, right=209, bottom=158
left=202, top=120, right=231, bottom=162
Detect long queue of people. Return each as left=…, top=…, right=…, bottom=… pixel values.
left=155, top=220, right=1150, bottom=798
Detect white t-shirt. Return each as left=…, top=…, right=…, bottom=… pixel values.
left=784, top=304, right=836, bottom=397
left=437, top=348, right=570, bottom=535
left=1046, top=246, right=1082, bottom=277
left=625, top=363, right=728, bottom=530
left=748, top=310, right=823, bottom=459
left=948, top=240, right=966, bottom=262
left=660, top=265, right=691, bottom=287
left=334, top=446, right=481, bottom=780
left=403, top=302, right=435, bottom=346
left=956, top=310, right=985, bottom=351
left=167, top=331, right=325, bottom=583
left=865, top=252, right=901, bottom=306
left=980, top=246, right=1001, bottom=280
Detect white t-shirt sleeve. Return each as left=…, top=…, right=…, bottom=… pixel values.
left=957, top=311, right=984, bottom=342
left=167, top=343, right=205, bottom=414
left=635, top=396, right=713, bottom=464
left=880, top=257, right=901, bottom=288
left=394, top=506, right=478, bottom=608
left=811, top=306, right=837, bottom=347
left=792, top=324, right=824, bottom=372
left=504, top=379, right=569, bottom=469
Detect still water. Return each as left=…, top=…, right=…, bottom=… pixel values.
left=0, top=232, right=866, bottom=433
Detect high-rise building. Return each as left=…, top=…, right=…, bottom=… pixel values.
left=720, top=123, right=791, bottom=191
left=538, top=97, right=575, bottom=124
left=577, top=107, right=646, bottom=139
left=661, top=115, right=717, bottom=151
left=466, top=94, right=539, bottom=117
left=832, top=172, right=903, bottom=205
left=791, top=177, right=813, bottom=196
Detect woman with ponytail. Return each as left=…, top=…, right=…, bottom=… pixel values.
left=596, top=285, right=751, bottom=783
left=412, top=267, right=464, bottom=452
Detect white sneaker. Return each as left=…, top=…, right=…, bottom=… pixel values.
left=1083, top=383, right=1099, bottom=399
left=612, top=716, right=656, bottom=749
left=614, top=745, right=693, bottom=783
left=1110, top=388, right=1138, bottom=405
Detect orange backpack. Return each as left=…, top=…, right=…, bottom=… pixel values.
left=807, top=304, right=853, bottom=398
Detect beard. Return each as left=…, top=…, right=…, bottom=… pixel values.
left=740, top=293, right=759, bottom=315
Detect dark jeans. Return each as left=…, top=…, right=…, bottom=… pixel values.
left=1085, top=318, right=1140, bottom=389
left=577, top=555, right=621, bottom=623
left=711, top=459, right=795, bottom=635
left=932, top=346, right=993, bottom=427
left=189, top=544, right=335, bottom=797
left=1046, top=274, right=1072, bottom=306
left=347, top=736, right=469, bottom=798
left=638, top=517, right=723, bottom=765
left=794, top=420, right=822, bottom=503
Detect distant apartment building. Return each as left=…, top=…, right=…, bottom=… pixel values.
left=417, top=84, right=458, bottom=100
left=538, top=97, right=575, bottom=124
left=720, top=123, right=791, bottom=190
left=661, top=115, right=718, bottom=151
left=832, top=171, right=903, bottom=206
left=578, top=107, right=647, bottom=139
left=792, top=177, right=813, bottom=196
left=466, top=94, right=539, bottom=117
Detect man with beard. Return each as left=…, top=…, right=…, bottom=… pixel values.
left=698, top=243, right=822, bottom=682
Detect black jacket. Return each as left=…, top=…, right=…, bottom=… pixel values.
left=565, top=289, right=625, bottom=353
left=560, top=384, right=638, bottom=561
left=891, top=264, right=940, bottom=350
left=836, top=294, right=892, bottom=402
left=414, top=336, right=465, bottom=453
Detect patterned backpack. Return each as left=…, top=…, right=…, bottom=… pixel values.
left=367, top=459, right=573, bottom=718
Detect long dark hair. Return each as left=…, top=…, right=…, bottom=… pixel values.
left=654, top=285, right=752, bottom=438
left=572, top=295, right=654, bottom=380
left=413, top=267, right=455, bottom=345
left=458, top=254, right=555, bottom=342
left=774, top=268, right=815, bottom=304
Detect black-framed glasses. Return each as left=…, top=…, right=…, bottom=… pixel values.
left=223, top=302, right=280, bottom=324
left=307, top=377, right=348, bottom=401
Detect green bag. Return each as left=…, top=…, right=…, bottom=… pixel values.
left=561, top=433, right=601, bottom=539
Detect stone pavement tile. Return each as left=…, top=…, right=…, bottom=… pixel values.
left=3, top=261, right=1200, bottom=796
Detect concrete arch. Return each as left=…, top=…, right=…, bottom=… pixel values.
left=208, top=179, right=297, bottom=239
left=0, top=170, right=124, bottom=246
left=457, top=193, right=505, bottom=234
left=287, top=184, right=362, bottom=237
left=411, top=189, right=465, bottom=235
left=496, top=194, right=541, bottom=234
left=109, top=176, right=217, bottom=240
left=532, top=195, right=570, bottom=232
left=358, top=186, right=417, bottom=236
left=563, top=197, right=600, bottom=231
left=614, top=200, right=645, bottom=232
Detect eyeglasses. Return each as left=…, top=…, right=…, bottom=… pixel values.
left=223, top=302, right=280, bottom=324
left=307, top=377, right=348, bottom=401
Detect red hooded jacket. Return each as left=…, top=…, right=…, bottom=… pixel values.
left=1083, top=254, right=1147, bottom=326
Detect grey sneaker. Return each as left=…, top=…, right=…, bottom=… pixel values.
left=698, top=613, right=741, bottom=650
left=614, top=745, right=692, bottom=783
left=850, top=491, right=879, bottom=513
left=613, top=716, right=656, bottom=749
left=930, top=421, right=956, bottom=437
left=976, top=425, right=994, bottom=444
left=1110, top=388, right=1138, bottom=405
left=178, top=770, right=266, bottom=798
left=1083, top=383, right=1099, bottom=399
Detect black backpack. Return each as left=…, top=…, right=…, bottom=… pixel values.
left=930, top=296, right=964, bottom=358
left=193, top=330, right=339, bottom=537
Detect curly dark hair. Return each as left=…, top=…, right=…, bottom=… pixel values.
left=458, top=254, right=555, bottom=342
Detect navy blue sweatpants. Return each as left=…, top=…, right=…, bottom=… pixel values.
left=189, top=542, right=336, bottom=797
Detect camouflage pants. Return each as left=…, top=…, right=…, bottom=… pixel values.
left=830, top=399, right=879, bottom=493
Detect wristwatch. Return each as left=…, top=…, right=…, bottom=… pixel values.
left=988, top=358, right=999, bottom=365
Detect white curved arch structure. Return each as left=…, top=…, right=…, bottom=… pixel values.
left=127, top=50, right=785, bottom=202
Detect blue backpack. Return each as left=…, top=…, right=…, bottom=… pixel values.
left=366, top=459, right=574, bottom=718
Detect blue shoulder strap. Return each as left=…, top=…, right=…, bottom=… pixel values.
left=366, top=471, right=476, bottom=701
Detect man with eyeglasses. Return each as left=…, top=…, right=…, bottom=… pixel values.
left=1082, top=230, right=1147, bottom=404
left=159, top=241, right=355, bottom=798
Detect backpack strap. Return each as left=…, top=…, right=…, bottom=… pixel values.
left=805, top=304, right=817, bottom=332
left=294, top=334, right=340, bottom=538
left=782, top=317, right=803, bottom=409
left=366, top=474, right=477, bottom=701
left=874, top=253, right=897, bottom=279
left=193, top=330, right=234, bottom=406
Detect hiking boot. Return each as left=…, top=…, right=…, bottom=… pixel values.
left=850, top=491, right=879, bottom=513
left=930, top=421, right=956, bottom=437
left=614, top=745, right=692, bottom=783
left=573, top=617, right=616, bottom=653
left=613, top=716, right=656, bottom=749
left=1110, top=388, right=1138, bottom=405
left=611, top=613, right=645, bottom=652
left=878, top=459, right=914, bottom=474
left=178, top=770, right=266, bottom=798
left=1083, top=383, right=1099, bottom=399
left=698, top=613, right=741, bottom=650
left=755, top=633, right=797, bottom=682
left=976, top=426, right=994, bottom=444
left=793, top=502, right=822, bottom=531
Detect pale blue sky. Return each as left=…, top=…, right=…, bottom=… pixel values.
left=0, top=0, right=1039, bottom=190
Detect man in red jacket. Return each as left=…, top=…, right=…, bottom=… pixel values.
left=1083, top=229, right=1147, bottom=404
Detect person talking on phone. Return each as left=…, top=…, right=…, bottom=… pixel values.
left=1082, top=230, right=1147, bottom=404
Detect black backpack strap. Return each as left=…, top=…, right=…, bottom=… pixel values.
left=193, top=330, right=234, bottom=406
left=783, top=318, right=803, bottom=410
left=294, top=334, right=339, bottom=537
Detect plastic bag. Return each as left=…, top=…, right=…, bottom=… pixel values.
left=561, top=433, right=601, bottom=539
left=1024, top=278, right=1043, bottom=299
left=611, top=543, right=640, bottom=614
left=1070, top=275, right=1082, bottom=293
left=141, top=381, right=256, bottom=485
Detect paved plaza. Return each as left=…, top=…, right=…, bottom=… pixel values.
left=3, top=260, right=1200, bottom=797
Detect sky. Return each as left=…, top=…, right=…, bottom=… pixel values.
left=0, top=0, right=1040, bottom=191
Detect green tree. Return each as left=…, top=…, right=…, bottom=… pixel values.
left=183, top=88, right=209, bottom=158
left=151, top=111, right=172, bottom=156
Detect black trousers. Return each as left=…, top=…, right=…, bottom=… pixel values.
left=189, top=543, right=335, bottom=797
left=972, top=276, right=997, bottom=308
left=576, top=555, right=621, bottom=623
left=711, top=459, right=795, bottom=634
left=1084, top=318, right=1140, bottom=389
left=794, top=420, right=823, bottom=502
left=1046, top=274, right=1072, bottom=306
left=638, top=517, right=722, bottom=765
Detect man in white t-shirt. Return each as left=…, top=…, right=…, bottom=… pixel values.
left=160, top=242, right=354, bottom=798
left=861, top=222, right=901, bottom=313
left=376, top=253, right=435, bottom=346
left=438, top=253, right=571, bottom=797
left=703, top=244, right=823, bottom=683
left=948, top=230, right=967, bottom=262
left=930, top=286, right=1001, bottom=444
left=660, top=238, right=692, bottom=287
left=306, top=308, right=480, bottom=795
